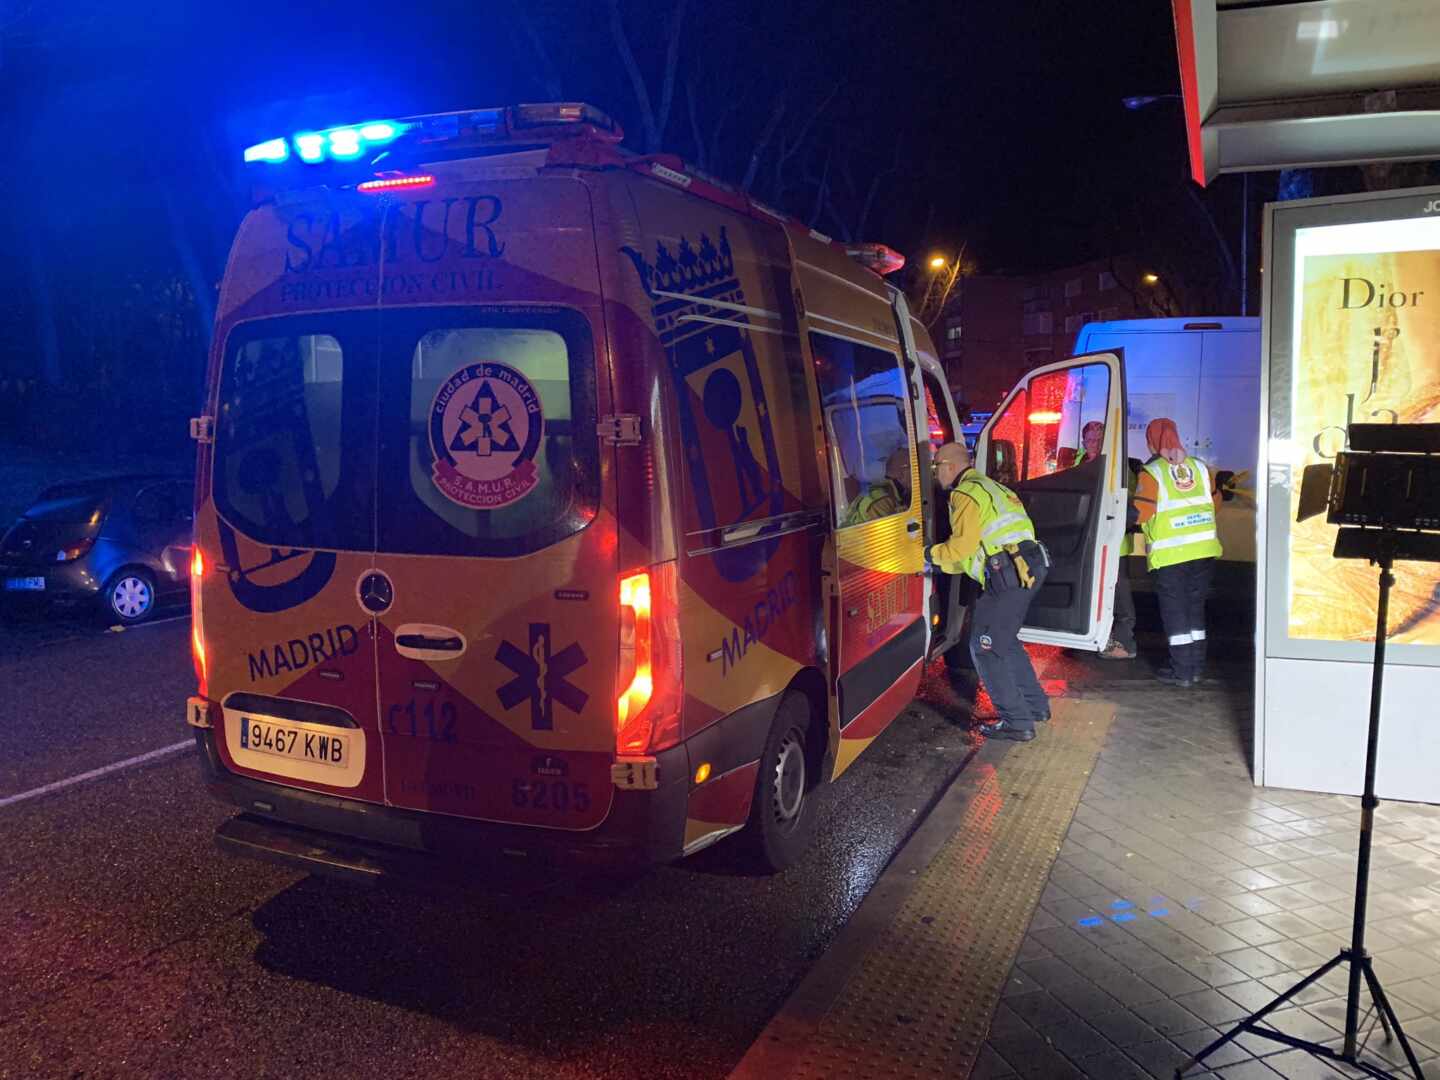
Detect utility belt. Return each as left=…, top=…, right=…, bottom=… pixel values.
left=983, top=539, right=1049, bottom=593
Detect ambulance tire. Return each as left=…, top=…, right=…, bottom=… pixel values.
left=746, top=692, right=817, bottom=873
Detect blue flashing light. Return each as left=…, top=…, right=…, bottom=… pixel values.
left=359, top=122, right=398, bottom=141
left=294, top=133, right=325, bottom=163
left=246, top=118, right=415, bottom=166
left=243, top=138, right=290, bottom=164
left=327, top=128, right=363, bottom=159
left=1110, top=899, right=1133, bottom=910
left=1077, top=916, right=1104, bottom=928
left=1113, top=912, right=1137, bottom=923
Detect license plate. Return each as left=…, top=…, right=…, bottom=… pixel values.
left=4, top=577, right=45, bottom=591
left=239, top=716, right=349, bottom=769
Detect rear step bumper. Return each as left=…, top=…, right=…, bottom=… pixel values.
left=191, top=730, right=690, bottom=876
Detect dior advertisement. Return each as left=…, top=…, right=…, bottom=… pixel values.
left=1288, top=244, right=1440, bottom=645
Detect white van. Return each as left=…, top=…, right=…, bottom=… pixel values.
left=1071, top=317, right=1260, bottom=563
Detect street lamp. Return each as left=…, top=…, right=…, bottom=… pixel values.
left=928, top=255, right=947, bottom=271
left=1142, top=272, right=1160, bottom=285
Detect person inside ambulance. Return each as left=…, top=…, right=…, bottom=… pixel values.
left=1072, top=420, right=1104, bottom=467
left=928, top=441, right=1051, bottom=742
left=844, top=447, right=911, bottom=525
left=1132, top=417, right=1223, bottom=687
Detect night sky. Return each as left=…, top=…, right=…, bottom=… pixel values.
left=0, top=0, right=1226, bottom=424
left=2, top=0, right=1190, bottom=266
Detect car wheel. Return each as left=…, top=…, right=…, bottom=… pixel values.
left=105, top=569, right=156, bottom=624
left=746, top=692, right=819, bottom=872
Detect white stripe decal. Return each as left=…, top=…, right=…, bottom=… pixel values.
left=0, top=740, right=192, bottom=810
left=1191, top=629, right=1207, bottom=641
left=1169, top=632, right=1194, bottom=645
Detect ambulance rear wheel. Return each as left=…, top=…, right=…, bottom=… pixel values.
left=747, top=692, right=817, bottom=872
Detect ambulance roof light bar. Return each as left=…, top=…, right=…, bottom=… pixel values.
left=242, top=102, right=623, bottom=167
left=845, top=243, right=906, bottom=276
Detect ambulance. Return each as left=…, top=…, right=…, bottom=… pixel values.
left=186, top=103, right=1131, bottom=876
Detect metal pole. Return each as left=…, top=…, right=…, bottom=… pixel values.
left=1240, top=173, right=1249, bottom=317
left=1344, top=546, right=1393, bottom=1058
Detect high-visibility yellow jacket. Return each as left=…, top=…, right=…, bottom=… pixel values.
left=928, top=469, right=1036, bottom=585
left=1135, top=455, right=1223, bottom=570
left=843, top=478, right=904, bottom=526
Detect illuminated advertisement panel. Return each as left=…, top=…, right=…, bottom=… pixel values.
left=1259, top=187, right=1440, bottom=800
left=1289, top=225, right=1440, bottom=644
left=1264, top=191, right=1440, bottom=663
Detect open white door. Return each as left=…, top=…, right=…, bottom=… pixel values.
left=976, top=351, right=1127, bottom=650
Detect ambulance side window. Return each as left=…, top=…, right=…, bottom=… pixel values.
left=811, top=333, right=913, bottom=528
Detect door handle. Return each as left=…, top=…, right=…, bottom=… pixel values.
left=393, top=623, right=468, bottom=660
left=397, top=633, right=463, bottom=651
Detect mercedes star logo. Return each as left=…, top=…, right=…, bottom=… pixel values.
left=357, top=571, right=394, bottom=615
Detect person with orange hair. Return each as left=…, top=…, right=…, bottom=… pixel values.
left=1132, top=418, right=1223, bottom=686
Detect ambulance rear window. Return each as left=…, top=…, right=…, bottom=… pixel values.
left=377, top=306, right=599, bottom=557
left=214, top=315, right=375, bottom=552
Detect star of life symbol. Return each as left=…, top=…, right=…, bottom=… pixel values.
left=496, top=623, right=589, bottom=731
left=429, top=361, right=543, bottom=510
left=452, top=380, right=521, bottom=457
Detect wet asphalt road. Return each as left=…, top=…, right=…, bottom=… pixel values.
left=0, top=605, right=984, bottom=1080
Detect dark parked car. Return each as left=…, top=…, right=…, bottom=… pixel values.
left=0, top=475, right=193, bottom=623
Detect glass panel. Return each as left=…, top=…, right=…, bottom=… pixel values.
left=811, top=334, right=913, bottom=527
left=1023, top=363, right=1111, bottom=480
left=378, top=307, right=599, bottom=557
left=214, top=319, right=375, bottom=551
left=922, top=374, right=953, bottom=453
left=987, top=387, right=1026, bottom=488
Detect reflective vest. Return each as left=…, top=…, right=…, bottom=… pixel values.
left=844, top=479, right=904, bottom=526
left=1141, top=456, right=1223, bottom=570
left=954, top=472, right=1036, bottom=584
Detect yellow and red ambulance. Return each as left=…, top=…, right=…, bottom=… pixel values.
left=186, top=103, right=1128, bottom=876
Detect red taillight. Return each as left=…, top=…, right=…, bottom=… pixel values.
left=190, top=546, right=207, bottom=697
left=616, top=562, right=682, bottom=755
left=357, top=174, right=435, bottom=193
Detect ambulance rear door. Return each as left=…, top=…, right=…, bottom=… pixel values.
left=976, top=352, right=1127, bottom=650
left=368, top=177, right=619, bottom=831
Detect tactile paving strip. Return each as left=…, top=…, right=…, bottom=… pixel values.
left=766, top=699, right=1114, bottom=1079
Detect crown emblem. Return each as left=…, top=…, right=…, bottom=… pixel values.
left=622, top=228, right=736, bottom=302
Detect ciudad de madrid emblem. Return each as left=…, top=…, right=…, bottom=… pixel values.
left=429, top=361, right=543, bottom=509
left=1170, top=460, right=1197, bottom=491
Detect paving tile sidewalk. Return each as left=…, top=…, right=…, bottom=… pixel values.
left=979, top=661, right=1440, bottom=1079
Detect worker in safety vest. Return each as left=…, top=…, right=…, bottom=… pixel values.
left=1132, top=418, right=1222, bottom=686
left=928, top=441, right=1050, bottom=742
left=844, top=448, right=911, bottom=526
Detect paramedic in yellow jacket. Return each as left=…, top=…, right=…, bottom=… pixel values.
left=928, top=441, right=1050, bottom=742
left=1132, top=418, right=1223, bottom=687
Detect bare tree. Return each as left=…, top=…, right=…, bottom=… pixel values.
left=907, top=244, right=974, bottom=329
left=608, top=0, right=689, bottom=153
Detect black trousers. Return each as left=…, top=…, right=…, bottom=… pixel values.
left=1111, top=560, right=1136, bottom=651
left=969, top=562, right=1050, bottom=731
left=1153, top=557, right=1215, bottom=679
